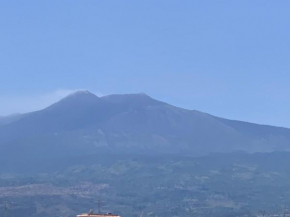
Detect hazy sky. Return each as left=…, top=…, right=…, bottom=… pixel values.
left=0, top=1, right=290, bottom=127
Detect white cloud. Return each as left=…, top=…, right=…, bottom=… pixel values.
left=0, top=89, right=102, bottom=116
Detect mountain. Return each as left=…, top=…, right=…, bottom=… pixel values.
left=0, top=113, right=24, bottom=127
left=1, top=90, right=290, bottom=160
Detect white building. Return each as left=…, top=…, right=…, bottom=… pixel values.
left=77, top=212, right=121, bottom=217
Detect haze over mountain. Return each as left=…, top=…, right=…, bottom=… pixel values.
left=1, top=90, right=290, bottom=160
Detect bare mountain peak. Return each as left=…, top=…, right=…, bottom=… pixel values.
left=60, top=90, right=100, bottom=101
left=45, top=90, right=102, bottom=111
left=101, top=93, right=163, bottom=106
left=67, top=90, right=96, bottom=97
left=103, top=92, right=149, bottom=98
left=137, top=92, right=149, bottom=96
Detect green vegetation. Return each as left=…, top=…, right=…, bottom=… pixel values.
left=1, top=152, right=290, bottom=217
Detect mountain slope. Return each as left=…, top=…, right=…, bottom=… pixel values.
left=0, top=91, right=119, bottom=138
left=0, top=113, right=24, bottom=127
left=0, top=91, right=290, bottom=159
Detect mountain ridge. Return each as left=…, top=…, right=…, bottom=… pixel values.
left=0, top=90, right=290, bottom=158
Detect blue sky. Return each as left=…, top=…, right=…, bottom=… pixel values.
left=0, top=1, right=290, bottom=127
